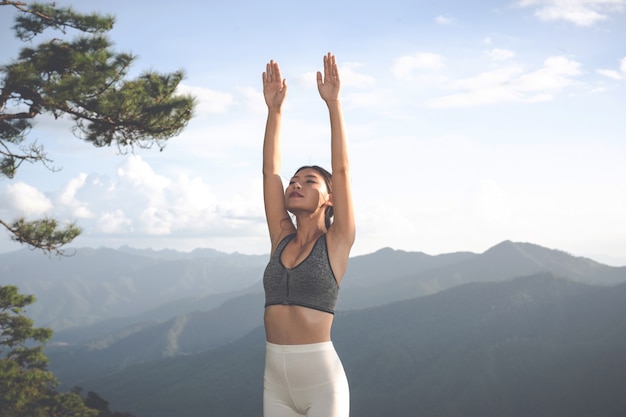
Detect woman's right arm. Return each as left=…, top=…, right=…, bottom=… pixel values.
left=262, top=60, right=295, bottom=254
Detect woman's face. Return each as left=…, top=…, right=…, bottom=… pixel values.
left=284, top=168, right=331, bottom=214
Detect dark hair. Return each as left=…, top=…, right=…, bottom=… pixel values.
left=294, top=165, right=333, bottom=230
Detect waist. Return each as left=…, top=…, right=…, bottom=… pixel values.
left=266, top=340, right=334, bottom=353
left=264, top=304, right=333, bottom=345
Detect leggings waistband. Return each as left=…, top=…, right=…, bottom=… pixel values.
left=265, top=341, right=334, bottom=354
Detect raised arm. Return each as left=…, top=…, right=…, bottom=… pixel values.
left=262, top=60, right=295, bottom=254
left=317, top=53, right=356, bottom=274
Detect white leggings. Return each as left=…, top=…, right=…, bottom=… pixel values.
left=264, top=341, right=350, bottom=417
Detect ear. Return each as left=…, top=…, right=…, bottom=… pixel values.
left=326, top=193, right=334, bottom=207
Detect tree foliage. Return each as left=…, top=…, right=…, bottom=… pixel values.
left=0, top=1, right=196, bottom=255
left=0, top=285, right=136, bottom=417
left=0, top=285, right=87, bottom=416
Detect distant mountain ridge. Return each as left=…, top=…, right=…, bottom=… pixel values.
left=79, top=274, right=626, bottom=417
left=0, top=246, right=268, bottom=330
left=340, top=240, right=623, bottom=308
left=3, top=240, right=620, bottom=332
left=41, top=240, right=626, bottom=395
left=2, top=240, right=622, bottom=416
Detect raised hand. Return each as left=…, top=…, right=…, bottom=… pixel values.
left=317, top=52, right=341, bottom=103
left=263, top=60, right=287, bottom=111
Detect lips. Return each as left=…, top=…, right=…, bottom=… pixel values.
left=289, top=191, right=303, bottom=198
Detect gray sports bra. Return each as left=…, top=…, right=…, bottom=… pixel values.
left=263, top=233, right=339, bottom=314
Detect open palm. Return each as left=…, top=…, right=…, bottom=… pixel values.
left=263, top=60, right=287, bottom=110
left=317, top=53, right=340, bottom=103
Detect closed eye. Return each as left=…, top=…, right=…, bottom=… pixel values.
left=290, top=174, right=320, bottom=185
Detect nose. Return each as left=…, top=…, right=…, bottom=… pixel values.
left=293, top=181, right=302, bottom=190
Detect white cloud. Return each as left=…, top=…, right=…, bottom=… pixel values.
left=0, top=182, right=52, bottom=216
left=138, top=206, right=174, bottom=235
left=237, top=86, right=266, bottom=114
left=27, top=156, right=265, bottom=242
left=392, top=53, right=445, bottom=80
left=430, top=66, right=524, bottom=106
left=97, top=210, right=132, bottom=233
left=596, top=69, right=623, bottom=79
left=435, top=15, right=453, bottom=25
left=116, top=155, right=170, bottom=202
left=429, top=56, right=582, bottom=107
left=518, top=0, right=626, bottom=26
left=109, top=157, right=222, bottom=235
left=340, top=63, right=376, bottom=89
left=176, top=83, right=234, bottom=116
left=517, top=56, right=582, bottom=91
left=56, top=173, right=94, bottom=219
left=486, top=48, right=516, bottom=61
left=599, top=56, right=626, bottom=79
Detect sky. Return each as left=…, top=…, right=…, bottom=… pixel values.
left=1, top=0, right=625, bottom=265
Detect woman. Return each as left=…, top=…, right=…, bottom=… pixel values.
left=261, top=52, right=355, bottom=417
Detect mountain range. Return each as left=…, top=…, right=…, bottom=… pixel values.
left=2, top=240, right=625, bottom=416
left=74, top=274, right=626, bottom=417
left=0, top=246, right=267, bottom=331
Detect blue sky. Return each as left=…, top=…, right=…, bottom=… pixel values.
left=1, top=0, right=625, bottom=265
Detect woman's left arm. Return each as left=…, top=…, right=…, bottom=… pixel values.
left=317, top=53, right=355, bottom=275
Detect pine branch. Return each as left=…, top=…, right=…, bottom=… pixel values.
left=0, top=217, right=81, bottom=256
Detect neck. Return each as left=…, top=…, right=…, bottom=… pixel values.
left=294, top=216, right=326, bottom=243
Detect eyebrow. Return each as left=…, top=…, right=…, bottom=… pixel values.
left=291, top=174, right=319, bottom=179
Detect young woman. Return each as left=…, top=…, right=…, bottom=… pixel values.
left=261, top=53, right=355, bottom=417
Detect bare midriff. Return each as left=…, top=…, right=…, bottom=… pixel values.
left=264, top=304, right=334, bottom=345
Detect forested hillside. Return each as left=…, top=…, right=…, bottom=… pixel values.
left=81, top=274, right=626, bottom=417
left=2, top=241, right=624, bottom=416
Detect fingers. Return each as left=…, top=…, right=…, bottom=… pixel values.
left=272, top=60, right=281, bottom=83
left=322, top=52, right=339, bottom=83
left=263, top=60, right=283, bottom=86
left=270, top=60, right=281, bottom=82
left=324, top=53, right=330, bottom=80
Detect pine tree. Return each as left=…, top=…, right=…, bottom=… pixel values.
left=0, top=285, right=99, bottom=417
left=0, top=1, right=196, bottom=254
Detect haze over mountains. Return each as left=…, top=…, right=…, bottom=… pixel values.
left=2, top=240, right=625, bottom=417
